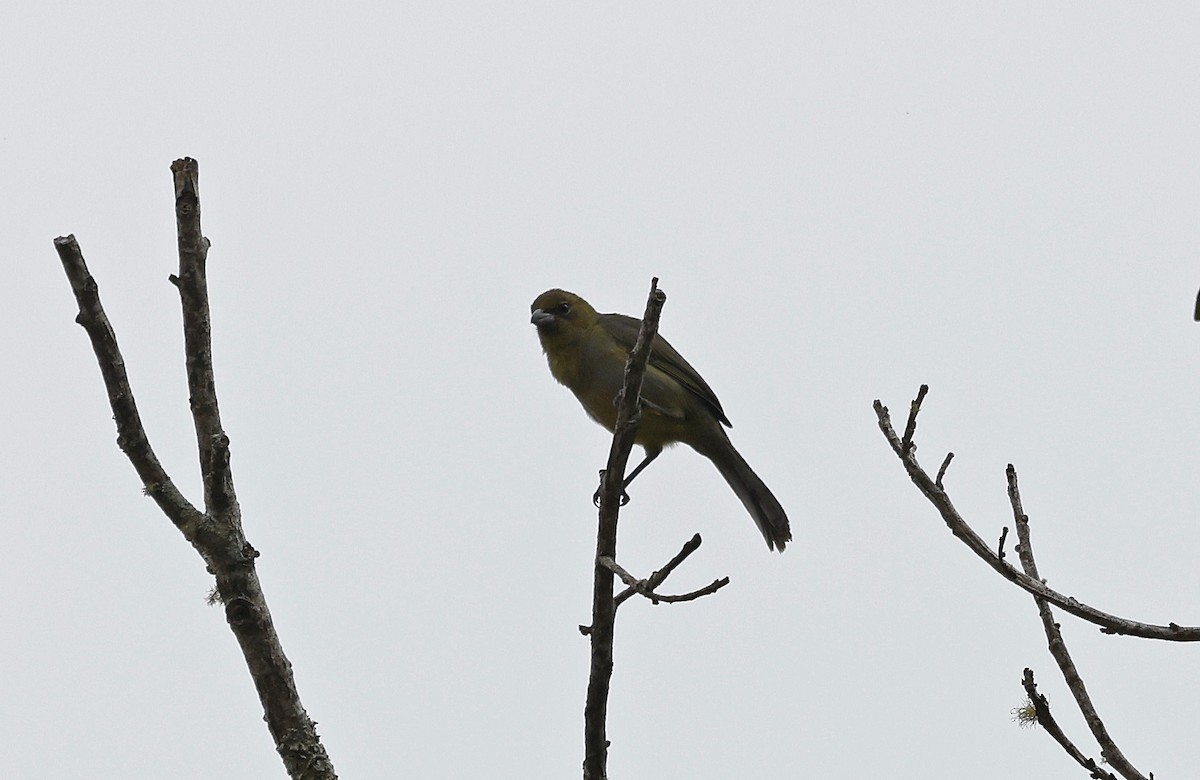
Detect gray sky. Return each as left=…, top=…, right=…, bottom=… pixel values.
left=4, top=4, right=1199, bottom=778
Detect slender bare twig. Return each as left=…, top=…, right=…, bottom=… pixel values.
left=873, top=389, right=1200, bottom=641
left=599, top=556, right=646, bottom=591
left=934, top=452, right=954, bottom=488
left=599, top=554, right=729, bottom=605
left=1021, top=670, right=1119, bottom=780
left=614, top=533, right=703, bottom=607
left=1008, top=468, right=1149, bottom=780
left=645, top=579, right=729, bottom=603
left=900, top=383, right=928, bottom=455
left=54, top=158, right=335, bottom=780
left=583, top=278, right=666, bottom=780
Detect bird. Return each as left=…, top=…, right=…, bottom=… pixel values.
left=530, top=288, right=792, bottom=552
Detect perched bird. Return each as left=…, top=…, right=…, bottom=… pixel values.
left=530, top=288, right=792, bottom=552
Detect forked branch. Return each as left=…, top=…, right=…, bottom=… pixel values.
left=875, top=385, right=1166, bottom=779
left=54, top=158, right=335, bottom=780
left=873, top=386, right=1200, bottom=641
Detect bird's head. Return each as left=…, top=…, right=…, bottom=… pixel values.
left=530, top=289, right=598, bottom=345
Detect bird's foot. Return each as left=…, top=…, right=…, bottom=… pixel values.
left=593, top=470, right=631, bottom=508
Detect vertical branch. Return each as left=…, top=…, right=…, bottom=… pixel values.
left=167, top=158, right=235, bottom=519
left=582, top=278, right=666, bottom=780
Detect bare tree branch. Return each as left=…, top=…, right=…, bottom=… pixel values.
left=599, top=552, right=729, bottom=605
left=53, top=235, right=209, bottom=540
left=934, top=451, right=953, bottom=489
left=167, top=158, right=236, bottom=518
left=873, top=387, right=1200, bottom=641
left=583, top=277, right=666, bottom=780
left=900, top=383, right=927, bottom=455
left=1021, top=669, right=1119, bottom=780
left=615, top=533, right=705, bottom=607
left=1008, top=469, right=1150, bottom=780
left=54, top=158, right=335, bottom=780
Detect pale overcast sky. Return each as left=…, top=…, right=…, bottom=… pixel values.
left=4, top=4, right=1199, bottom=778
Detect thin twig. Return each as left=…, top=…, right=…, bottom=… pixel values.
left=599, top=555, right=643, bottom=590
left=615, top=533, right=704, bottom=607
left=648, top=578, right=730, bottom=603
left=1021, top=670, right=1118, bottom=780
left=599, top=549, right=729, bottom=606
left=1009, top=468, right=1149, bottom=780
left=935, top=452, right=954, bottom=488
left=900, top=384, right=928, bottom=455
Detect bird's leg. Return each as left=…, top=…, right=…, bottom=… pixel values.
left=622, top=447, right=661, bottom=488
left=593, top=447, right=662, bottom=508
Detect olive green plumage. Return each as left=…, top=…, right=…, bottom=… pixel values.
left=530, top=288, right=792, bottom=552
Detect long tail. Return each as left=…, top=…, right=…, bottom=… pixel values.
left=703, top=438, right=792, bottom=552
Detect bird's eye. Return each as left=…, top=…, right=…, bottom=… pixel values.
left=554, top=302, right=570, bottom=315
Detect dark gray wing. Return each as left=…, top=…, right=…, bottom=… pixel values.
left=598, top=312, right=731, bottom=427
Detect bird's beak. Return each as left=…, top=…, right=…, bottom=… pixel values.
left=530, top=308, right=553, bottom=327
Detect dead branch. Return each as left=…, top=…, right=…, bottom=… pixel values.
left=873, top=386, right=1200, bottom=641
left=53, top=158, right=335, bottom=780
left=583, top=277, right=665, bottom=780
left=1009, top=469, right=1150, bottom=780
left=1021, top=670, right=1119, bottom=780
left=615, top=533, right=712, bottom=607
left=599, top=552, right=729, bottom=605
